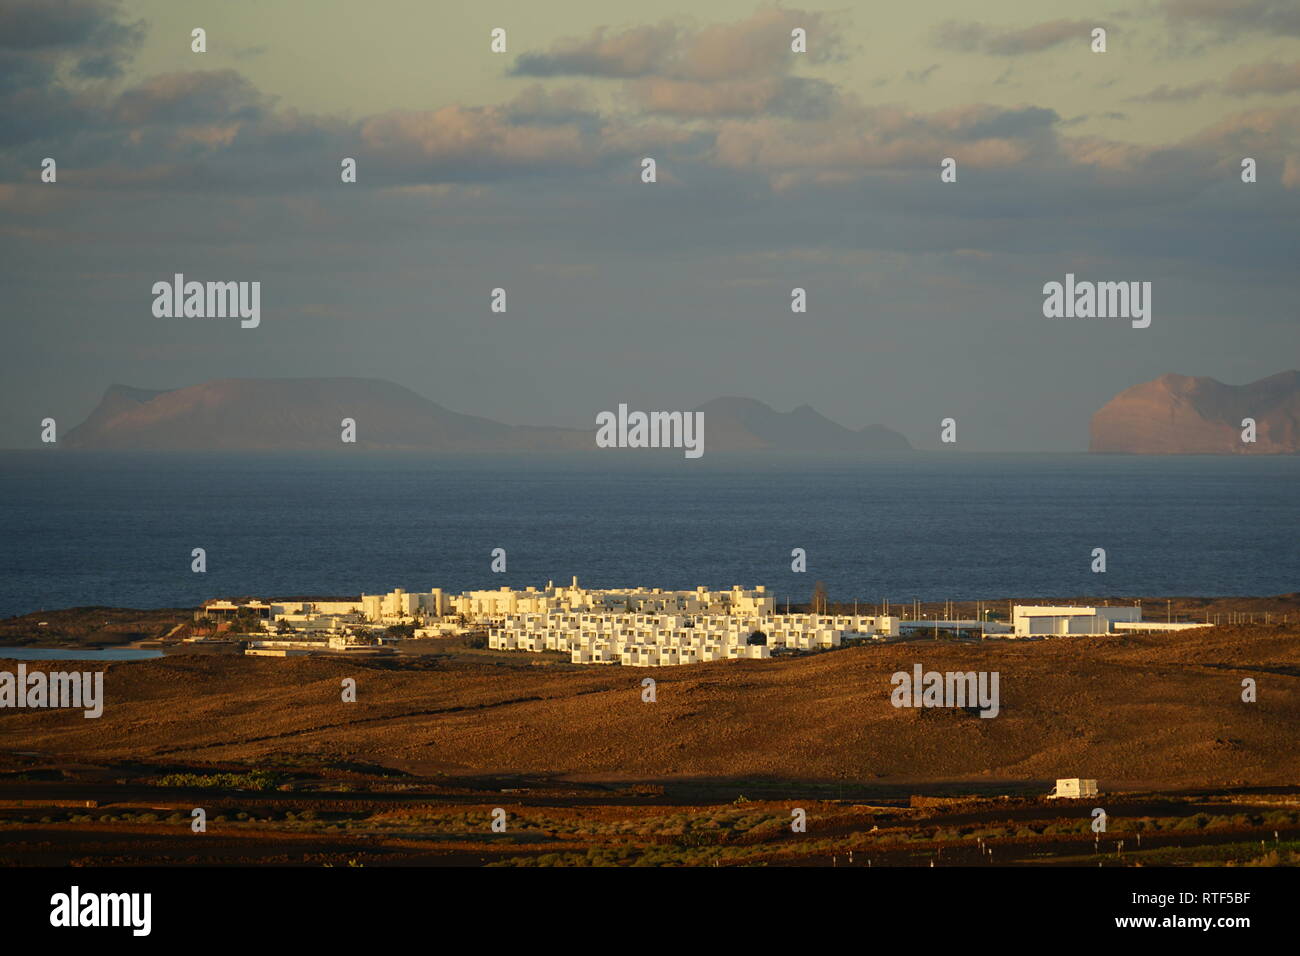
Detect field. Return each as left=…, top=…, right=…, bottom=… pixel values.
left=1, top=606, right=1297, bottom=866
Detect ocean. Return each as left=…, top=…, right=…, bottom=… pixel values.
left=0, top=451, right=1295, bottom=619
left=0, top=647, right=163, bottom=661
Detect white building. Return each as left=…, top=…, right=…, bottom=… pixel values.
left=352, top=578, right=777, bottom=627
left=1047, top=778, right=1099, bottom=799
left=489, top=609, right=897, bottom=667
left=209, top=580, right=903, bottom=665
left=1012, top=605, right=1142, bottom=636
left=361, top=588, right=445, bottom=622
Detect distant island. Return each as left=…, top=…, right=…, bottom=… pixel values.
left=57, top=371, right=1300, bottom=455
left=1090, top=371, right=1299, bottom=455
left=62, top=378, right=912, bottom=454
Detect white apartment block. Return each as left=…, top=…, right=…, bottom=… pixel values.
left=488, top=610, right=900, bottom=667
left=445, top=580, right=776, bottom=621
left=209, top=579, right=779, bottom=631
left=349, top=578, right=777, bottom=626
left=361, top=588, right=446, bottom=621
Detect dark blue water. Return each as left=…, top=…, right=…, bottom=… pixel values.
left=0, top=648, right=163, bottom=661
left=0, top=452, right=1295, bottom=618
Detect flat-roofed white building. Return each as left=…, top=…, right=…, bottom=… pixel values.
left=1048, top=778, right=1099, bottom=799
left=487, top=607, right=895, bottom=667
left=1012, top=605, right=1142, bottom=636
left=310, top=600, right=365, bottom=617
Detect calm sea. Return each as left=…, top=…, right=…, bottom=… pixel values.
left=0, top=451, right=1295, bottom=619
left=0, top=647, right=163, bottom=661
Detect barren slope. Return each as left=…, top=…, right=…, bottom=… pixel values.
left=6, top=626, right=1298, bottom=791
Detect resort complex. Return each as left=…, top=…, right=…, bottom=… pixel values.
left=195, top=579, right=1209, bottom=665
left=490, top=609, right=900, bottom=665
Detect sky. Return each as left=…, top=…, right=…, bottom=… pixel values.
left=1, top=0, right=1298, bottom=450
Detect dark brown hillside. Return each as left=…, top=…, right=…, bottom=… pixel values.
left=4, top=625, right=1296, bottom=792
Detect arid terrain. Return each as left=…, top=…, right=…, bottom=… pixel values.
left=1, top=605, right=1298, bottom=866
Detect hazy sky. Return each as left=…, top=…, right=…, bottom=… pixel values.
left=2, top=0, right=1298, bottom=450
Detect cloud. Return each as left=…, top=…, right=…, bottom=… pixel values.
left=0, top=0, right=142, bottom=77
left=112, top=71, right=272, bottom=126
left=1181, top=105, right=1300, bottom=188
left=954, top=105, right=1058, bottom=139
left=1127, top=82, right=1214, bottom=103
left=358, top=105, right=599, bottom=173
left=512, top=23, right=679, bottom=78
left=906, top=64, right=940, bottom=84
left=1162, top=0, right=1300, bottom=38
left=0, top=0, right=137, bottom=52
left=1284, top=154, right=1300, bottom=188
left=0, top=0, right=145, bottom=146
left=672, top=7, right=840, bottom=81
left=709, top=103, right=1061, bottom=184
left=934, top=19, right=1099, bottom=56
left=0, top=3, right=650, bottom=189
left=625, top=75, right=837, bottom=118
left=3, top=0, right=1299, bottom=234
left=1064, top=103, right=1300, bottom=190
left=1225, top=60, right=1300, bottom=96
left=512, top=9, right=845, bottom=117
left=503, top=84, right=598, bottom=124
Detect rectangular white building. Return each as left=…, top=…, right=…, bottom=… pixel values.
left=1048, top=778, right=1099, bottom=799
left=1013, top=605, right=1141, bottom=636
